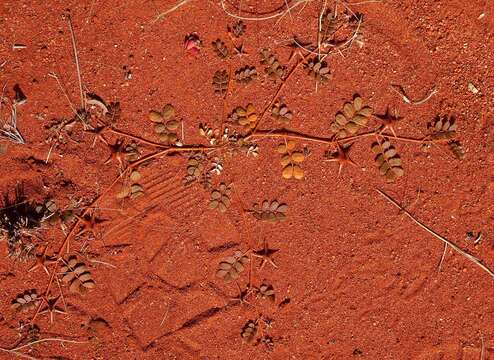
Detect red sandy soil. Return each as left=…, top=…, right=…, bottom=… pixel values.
left=1, top=0, right=494, bottom=359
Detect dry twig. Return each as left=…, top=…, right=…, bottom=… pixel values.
left=153, top=0, right=194, bottom=23
left=377, top=189, right=494, bottom=279
left=390, top=85, right=437, bottom=105
left=64, top=13, right=85, bottom=110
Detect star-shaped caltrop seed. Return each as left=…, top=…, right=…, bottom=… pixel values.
left=230, top=281, right=255, bottom=306
left=375, top=107, right=403, bottom=137
left=75, top=211, right=107, bottom=238
left=104, top=139, right=125, bottom=169
left=28, top=245, right=57, bottom=275
left=324, top=143, right=358, bottom=176
left=284, top=37, right=313, bottom=62
left=87, top=125, right=109, bottom=147
left=40, top=295, right=66, bottom=324
left=233, top=44, right=248, bottom=58
left=252, top=239, right=278, bottom=271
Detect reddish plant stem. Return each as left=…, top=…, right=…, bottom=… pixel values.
left=107, top=128, right=167, bottom=148
left=221, top=63, right=233, bottom=134
left=246, top=129, right=437, bottom=146
left=249, top=52, right=311, bottom=134
left=31, top=169, right=127, bottom=323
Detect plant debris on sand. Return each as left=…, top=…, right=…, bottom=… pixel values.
left=0, top=1, right=493, bottom=359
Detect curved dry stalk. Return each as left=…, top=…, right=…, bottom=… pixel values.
left=11, top=338, right=87, bottom=351
left=229, top=182, right=254, bottom=249
left=317, top=0, right=328, bottom=60
left=152, top=0, right=194, bottom=23
left=65, top=13, right=85, bottom=110
left=248, top=129, right=338, bottom=145
left=220, top=0, right=312, bottom=21
left=249, top=52, right=310, bottom=134
left=220, top=63, right=233, bottom=134
left=390, top=85, right=437, bottom=105
left=0, top=104, right=24, bottom=144
left=129, top=145, right=221, bottom=169
left=0, top=337, right=87, bottom=360
left=346, top=0, right=384, bottom=4
left=0, top=348, right=38, bottom=360
left=247, top=128, right=432, bottom=146
left=377, top=189, right=494, bottom=279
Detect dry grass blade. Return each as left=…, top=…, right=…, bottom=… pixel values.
left=377, top=189, right=494, bottom=279
left=153, top=0, right=193, bottom=23
left=220, top=0, right=310, bottom=22
left=65, top=13, right=85, bottom=110
left=391, top=84, right=437, bottom=105
left=371, top=139, right=404, bottom=181
left=0, top=348, right=39, bottom=360
left=216, top=250, right=249, bottom=282
left=1, top=105, right=25, bottom=144
left=9, top=337, right=88, bottom=351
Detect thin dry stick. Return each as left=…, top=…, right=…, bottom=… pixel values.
left=247, top=128, right=434, bottom=146
left=90, top=259, right=116, bottom=269
left=377, top=189, right=494, bottom=279
left=317, top=0, right=328, bottom=61
left=153, top=0, right=193, bottom=23
left=347, top=0, right=383, bottom=4
left=437, top=243, right=448, bottom=272
left=220, top=0, right=311, bottom=21
left=47, top=73, right=78, bottom=116
left=0, top=348, right=38, bottom=360
left=284, top=0, right=294, bottom=20
left=129, top=145, right=219, bottom=169
left=481, top=335, right=485, bottom=360
left=230, top=182, right=253, bottom=249
left=65, top=14, right=85, bottom=110
left=159, top=302, right=170, bottom=326
left=220, top=63, right=233, bottom=134
left=10, top=338, right=87, bottom=351
left=275, top=0, right=311, bottom=25
left=390, top=85, right=437, bottom=105
left=249, top=52, right=310, bottom=134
